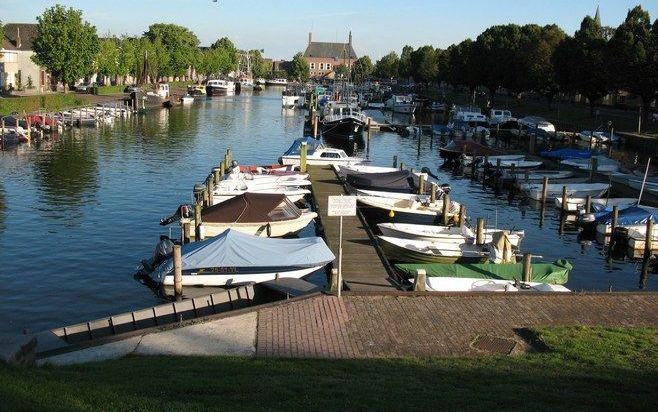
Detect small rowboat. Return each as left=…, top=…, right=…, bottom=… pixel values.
left=554, top=197, right=638, bottom=212
left=377, top=223, right=524, bottom=247
left=519, top=182, right=610, bottom=200
left=377, top=236, right=488, bottom=264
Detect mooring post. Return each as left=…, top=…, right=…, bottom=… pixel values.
left=442, top=194, right=450, bottom=226
left=418, top=174, right=425, bottom=195
left=194, top=203, right=202, bottom=241
left=300, top=142, right=308, bottom=173
left=26, top=116, right=31, bottom=143
left=226, top=148, right=232, bottom=166
left=202, top=187, right=209, bottom=208
left=458, top=204, right=466, bottom=227
left=430, top=183, right=437, bottom=204
left=392, top=155, right=398, bottom=168
left=313, top=115, right=319, bottom=138
left=173, top=244, right=183, bottom=300
left=585, top=195, right=592, bottom=214
left=476, top=217, right=485, bottom=245
left=522, top=253, right=532, bottom=282
left=414, top=269, right=427, bottom=292
left=640, top=219, right=654, bottom=288
left=561, top=186, right=568, bottom=213
left=610, top=205, right=619, bottom=237
left=330, top=268, right=339, bottom=293
left=590, top=156, right=598, bottom=182
left=541, top=176, right=549, bottom=204
left=400, top=162, right=405, bottom=171
left=212, top=167, right=221, bottom=185
left=219, top=160, right=225, bottom=177
left=206, top=176, right=214, bottom=207
left=182, top=222, right=191, bottom=244
left=367, top=118, right=371, bottom=141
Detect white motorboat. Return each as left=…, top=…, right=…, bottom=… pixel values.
left=377, top=223, right=524, bottom=247
left=385, top=95, right=415, bottom=114
left=216, top=177, right=311, bottom=190
left=628, top=178, right=658, bottom=196
left=181, top=193, right=317, bottom=238
left=488, top=109, right=516, bottom=126
left=357, top=195, right=460, bottom=217
left=466, top=154, right=526, bottom=165
left=377, top=236, right=488, bottom=264
left=282, top=87, right=306, bottom=108
left=239, top=78, right=255, bottom=89
left=212, top=185, right=310, bottom=204
left=222, top=172, right=310, bottom=185
left=507, top=170, right=574, bottom=183
left=554, top=197, right=639, bottom=212
left=206, top=79, right=235, bottom=95
left=280, top=147, right=369, bottom=166
left=593, top=205, right=658, bottom=236
left=255, top=78, right=266, bottom=85
left=141, top=229, right=334, bottom=286
left=266, top=78, right=288, bottom=86
left=561, top=156, right=620, bottom=173
left=181, top=94, right=194, bottom=104
left=479, top=160, right=543, bottom=169
left=422, top=277, right=570, bottom=292
left=519, top=182, right=610, bottom=201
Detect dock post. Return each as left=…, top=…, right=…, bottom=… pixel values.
left=400, top=162, right=405, bottom=171
left=418, top=174, right=425, bottom=195
left=585, top=195, right=592, bottom=214
left=300, top=142, right=308, bottom=173
left=330, top=268, right=339, bottom=293
left=26, top=116, right=31, bottom=143
left=640, top=219, right=654, bottom=288
left=476, top=218, right=485, bottom=245
left=413, top=269, right=427, bottom=291
left=392, top=155, right=398, bottom=168
left=430, top=183, right=437, bottom=204
left=193, top=183, right=205, bottom=205
left=510, top=163, right=516, bottom=177
left=182, top=222, right=191, bottom=244
left=173, top=245, right=183, bottom=300
left=590, top=156, right=598, bottom=182
left=495, top=158, right=502, bottom=189
left=610, top=205, right=619, bottom=240
left=522, top=253, right=532, bottom=282
left=442, top=194, right=451, bottom=226
left=561, top=186, right=568, bottom=213
left=212, top=167, right=221, bottom=185
left=313, top=115, right=319, bottom=138
left=206, top=176, right=214, bottom=207
left=367, top=118, right=371, bottom=141
left=219, top=161, right=225, bottom=177
left=226, top=148, right=232, bottom=166
left=458, top=204, right=466, bottom=227
left=194, top=203, right=203, bottom=241
left=541, top=176, right=549, bottom=204
left=202, top=187, right=209, bottom=208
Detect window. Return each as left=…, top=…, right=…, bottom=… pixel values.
left=320, top=152, right=340, bottom=158
left=327, top=64, right=332, bottom=70
left=310, top=62, right=315, bottom=69
left=319, top=63, right=324, bottom=70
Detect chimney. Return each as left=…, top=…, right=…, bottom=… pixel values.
left=308, top=32, right=312, bottom=45
left=348, top=31, right=352, bottom=46
left=16, top=27, right=21, bottom=49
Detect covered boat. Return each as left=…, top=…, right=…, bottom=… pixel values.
left=357, top=195, right=460, bottom=225
left=519, top=182, right=610, bottom=200
left=346, top=170, right=419, bottom=193
left=593, top=205, right=657, bottom=235
left=145, top=229, right=334, bottom=286
left=395, top=259, right=572, bottom=285
left=540, top=148, right=594, bottom=160
left=188, top=193, right=317, bottom=237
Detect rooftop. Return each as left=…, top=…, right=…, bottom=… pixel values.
left=2, top=23, right=39, bottom=51
left=304, top=41, right=357, bottom=60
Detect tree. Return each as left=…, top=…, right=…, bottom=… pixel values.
left=334, top=64, right=349, bottom=79
left=31, top=5, right=99, bottom=92
left=290, top=52, right=309, bottom=82
left=144, top=24, right=199, bottom=78
left=211, top=37, right=238, bottom=71
left=398, top=45, right=413, bottom=79
left=96, top=36, right=120, bottom=84
left=0, top=21, right=4, bottom=58
left=410, top=46, right=439, bottom=83
left=117, top=36, right=138, bottom=84
left=351, top=55, right=373, bottom=83
left=374, top=52, right=399, bottom=79
left=607, top=6, right=658, bottom=120
left=444, top=40, right=478, bottom=95
left=554, top=16, right=610, bottom=115
left=250, top=49, right=270, bottom=79
left=519, top=24, right=565, bottom=108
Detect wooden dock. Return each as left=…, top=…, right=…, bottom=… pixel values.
left=308, top=165, right=398, bottom=291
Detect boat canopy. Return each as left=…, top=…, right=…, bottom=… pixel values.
left=346, top=170, right=417, bottom=193
left=595, top=205, right=657, bottom=225
left=540, top=148, right=594, bottom=159
left=202, top=193, right=300, bottom=223
left=282, top=137, right=323, bottom=156
left=152, top=229, right=334, bottom=279
left=394, top=259, right=572, bottom=285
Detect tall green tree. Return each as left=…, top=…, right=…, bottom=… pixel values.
left=444, top=40, right=478, bottom=95
left=607, top=6, right=658, bottom=120
left=334, top=64, right=349, bottom=79
left=117, top=36, right=138, bottom=84
left=95, top=36, right=120, bottom=83
left=398, top=45, right=414, bottom=79
left=554, top=16, right=610, bottom=115
left=410, top=46, right=439, bottom=83
left=31, top=5, right=99, bottom=92
left=211, top=37, right=238, bottom=71
left=519, top=24, right=566, bottom=108
left=144, top=24, right=199, bottom=78
left=374, top=52, right=399, bottom=79
left=250, top=49, right=270, bottom=79
left=290, top=52, right=310, bottom=82
left=351, top=55, right=374, bottom=83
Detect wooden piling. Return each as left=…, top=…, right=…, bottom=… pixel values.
left=206, top=176, right=214, bottom=207
left=219, top=161, right=225, bottom=177
left=522, top=253, right=532, bottom=282
left=194, top=203, right=202, bottom=241
left=400, top=162, right=405, bottom=171
left=367, top=118, right=371, bottom=141
left=226, top=148, right=232, bottom=166
left=430, top=183, right=437, bottom=204
left=610, top=206, right=619, bottom=237
left=442, top=194, right=450, bottom=226
left=313, top=115, right=319, bottom=137
left=173, top=245, right=183, bottom=300
left=212, top=167, right=221, bottom=185
left=330, top=268, right=339, bottom=293
left=300, top=142, right=308, bottom=173
left=590, top=156, right=598, bottom=182
left=418, top=174, right=425, bottom=194
left=458, top=204, right=466, bottom=227
left=561, top=186, right=568, bottom=213
left=640, top=219, right=654, bottom=288
left=541, top=176, right=549, bottom=204
left=413, top=269, right=427, bottom=291
left=476, top=218, right=485, bottom=245
left=585, top=195, right=592, bottom=214
left=182, top=222, right=191, bottom=244
left=392, top=155, right=398, bottom=168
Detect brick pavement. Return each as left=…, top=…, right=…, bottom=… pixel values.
left=256, top=293, right=658, bottom=358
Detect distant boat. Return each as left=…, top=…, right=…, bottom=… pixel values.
left=266, top=78, right=288, bottom=86
left=278, top=137, right=368, bottom=166
left=320, top=103, right=368, bottom=141
left=140, top=229, right=334, bottom=287
left=519, top=182, right=610, bottom=201
left=385, top=95, right=415, bottom=113
left=206, top=79, right=235, bottom=95
left=181, top=94, right=194, bottom=104
left=282, top=86, right=306, bottom=108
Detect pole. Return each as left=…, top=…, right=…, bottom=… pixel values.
left=561, top=186, right=568, bottom=214
left=610, top=206, right=619, bottom=238
left=590, top=156, right=598, bottom=182
left=313, top=115, right=319, bottom=138
left=173, top=244, right=183, bottom=300
left=585, top=195, right=592, bottom=214
left=541, top=176, right=549, bottom=204
left=476, top=217, right=485, bottom=245
left=640, top=219, right=654, bottom=289
left=458, top=204, right=466, bottom=227
left=392, top=155, right=398, bottom=168
left=637, top=105, right=641, bottom=134
left=338, top=215, right=343, bottom=298
left=637, top=157, right=652, bottom=205
left=206, top=176, right=214, bottom=207
left=430, top=183, right=437, bottom=204
left=367, top=118, right=371, bottom=141
left=522, top=253, right=532, bottom=282
left=413, top=269, right=426, bottom=292
left=194, top=203, right=202, bottom=241
left=300, top=142, right=308, bottom=173
left=442, top=194, right=450, bottom=226
left=418, top=174, right=425, bottom=195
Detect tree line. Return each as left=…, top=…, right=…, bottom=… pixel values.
left=364, top=6, right=657, bottom=116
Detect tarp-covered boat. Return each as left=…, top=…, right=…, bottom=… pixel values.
left=540, top=148, right=594, bottom=160
left=346, top=170, right=419, bottom=193
left=594, top=205, right=658, bottom=235
left=281, top=136, right=323, bottom=157
left=145, top=229, right=334, bottom=286
left=395, top=259, right=572, bottom=284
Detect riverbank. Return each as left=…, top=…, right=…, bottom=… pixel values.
left=1, top=326, right=655, bottom=410
left=0, top=93, right=123, bottom=115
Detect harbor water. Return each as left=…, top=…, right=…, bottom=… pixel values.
left=0, top=88, right=655, bottom=334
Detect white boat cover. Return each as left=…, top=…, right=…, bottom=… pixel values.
left=152, top=229, right=334, bottom=280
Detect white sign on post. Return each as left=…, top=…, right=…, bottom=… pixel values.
left=327, top=196, right=356, bottom=298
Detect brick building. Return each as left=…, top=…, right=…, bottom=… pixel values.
left=303, top=32, right=357, bottom=79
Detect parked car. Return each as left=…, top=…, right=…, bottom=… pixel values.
left=74, top=83, right=94, bottom=92
left=518, top=116, right=556, bottom=133
left=124, top=85, right=142, bottom=93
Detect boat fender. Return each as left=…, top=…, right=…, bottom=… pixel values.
left=580, top=213, right=596, bottom=224
left=388, top=210, right=395, bottom=218
left=266, top=223, right=272, bottom=237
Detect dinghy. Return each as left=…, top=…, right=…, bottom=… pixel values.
left=212, top=185, right=310, bottom=204
left=519, top=182, right=610, bottom=200
left=140, top=229, right=334, bottom=286
left=377, top=236, right=489, bottom=264
left=377, top=223, right=524, bottom=247
left=505, top=170, right=574, bottom=183
left=561, top=156, right=619, bottom=173
left=479, top=159, right=543, bottom=169
left=355, top=189, right=434, bottom=201
left=554, top=197, right=638, bottom=212
left=420, top=277, right=570, bottom=292
left=357, top=195, right=460, bottom=224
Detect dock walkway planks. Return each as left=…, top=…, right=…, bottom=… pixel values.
left=308, top=165, right=397, bottom=291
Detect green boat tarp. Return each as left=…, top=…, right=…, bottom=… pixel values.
left=394, top=259, right=572, bottom=285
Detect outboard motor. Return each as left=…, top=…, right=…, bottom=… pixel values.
left=152, top=236, right=174, bottom=267
left=440, top=183, right=451, bottom=194
left=608, top=227, right=629, bottom=259
left=160, top=204, right=192, bottom=226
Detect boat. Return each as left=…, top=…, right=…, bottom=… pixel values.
left=578, top=130, right=620, bottom=144
left=560, top=156, right=620, bottom=173
left=488, top=109, right=515, bottom=126
left=438, top=139, right=507, bottom=162
left=222, top=170, right=309, bottom=184
left=519, top=182, right=610, bottom=201
left=255, top=78, right=266, bottom=85
left=377, top=236, right=490, bottom=264
left=278, top=139, right=368, bottom=166
left=282, top=86, right=305, bottom=108
left=177, top=193, right=317, bottom=238
left=181, top=94, right=194, bottom=104
left=212, top=178, right=311, bottom=204
left=140, top=229, right=334, bottom=286
left=395, top=259, right=571, bottom=285
left=479, top=159, right=543, bottom=169
left=187, top=84, right=206, bottom=96
left=554, top=197, right=638, bottom=212
left=540, top=148, right=594, bottom=160
left=205, top=79, right=236, bottom=95
left=266, top=78, right=288, bottom=86
left=377, top=223, right=524, bottom=247
left=357, top=195, right=460, bottom=224
left=628, top=178, right=658, bottom=197
left=518, top=116, right=555, bottom=133
left=336, top=165, right=399, bottom=174
left=465, top=154, right=526, bottom=165
left=238, top=78, right=255, bottom=90
left=592, top=205, right=658, bottom=236
left=346, top=170, right=421, bottom=194
left=626, top=228, right=658, bottom=258
left=355, top=189, right=433, bottom=201
left=419, top=277, right=571, bottom=292
left=320, top=103, right=368, bottom=141
left=505, top=170, right=574, bottom=183
left=385, top=95, right=415, bottom=114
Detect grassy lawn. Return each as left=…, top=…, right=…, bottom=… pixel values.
left=0, top=94, right=91, bottom=115
left=97, top=85, right=128, bottom=95
left=0, top=326, right=656, bottom=411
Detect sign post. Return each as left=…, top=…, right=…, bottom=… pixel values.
left=327, top=195, right=357, bottom=297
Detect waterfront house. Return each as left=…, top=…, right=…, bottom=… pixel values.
left=304, top=32, right=357, bottom=79
left=0, top=23, right=50, bottom=93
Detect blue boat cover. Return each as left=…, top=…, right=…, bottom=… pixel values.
left=595, top=205, right=657, bottom=225
left=540, top=148, right=594, bottom=159
left=282, top=137, right=323, bottom=156
left=152, top=229, right=334, bottom=280
left=432, top=124, right=452, bottom=134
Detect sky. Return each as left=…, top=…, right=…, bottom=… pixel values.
left=2, top=0, right=657, bottom=60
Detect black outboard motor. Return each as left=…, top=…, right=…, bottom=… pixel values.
left=440, top=183, right=451, bottom=194
left=160, top=204, right=192, bottom=226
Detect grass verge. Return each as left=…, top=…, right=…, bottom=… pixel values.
left=0, top=326, right=656, bottom=411
left=0, top=94, right=91, bottom=116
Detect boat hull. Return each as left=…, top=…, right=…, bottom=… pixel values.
left=378, top=237, right=487, bottom=264
left=321, top=117, right=365, bottom=140
left=198, top=213, right=317, bottom=238
left=161, top=265, right=323, bottom=286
